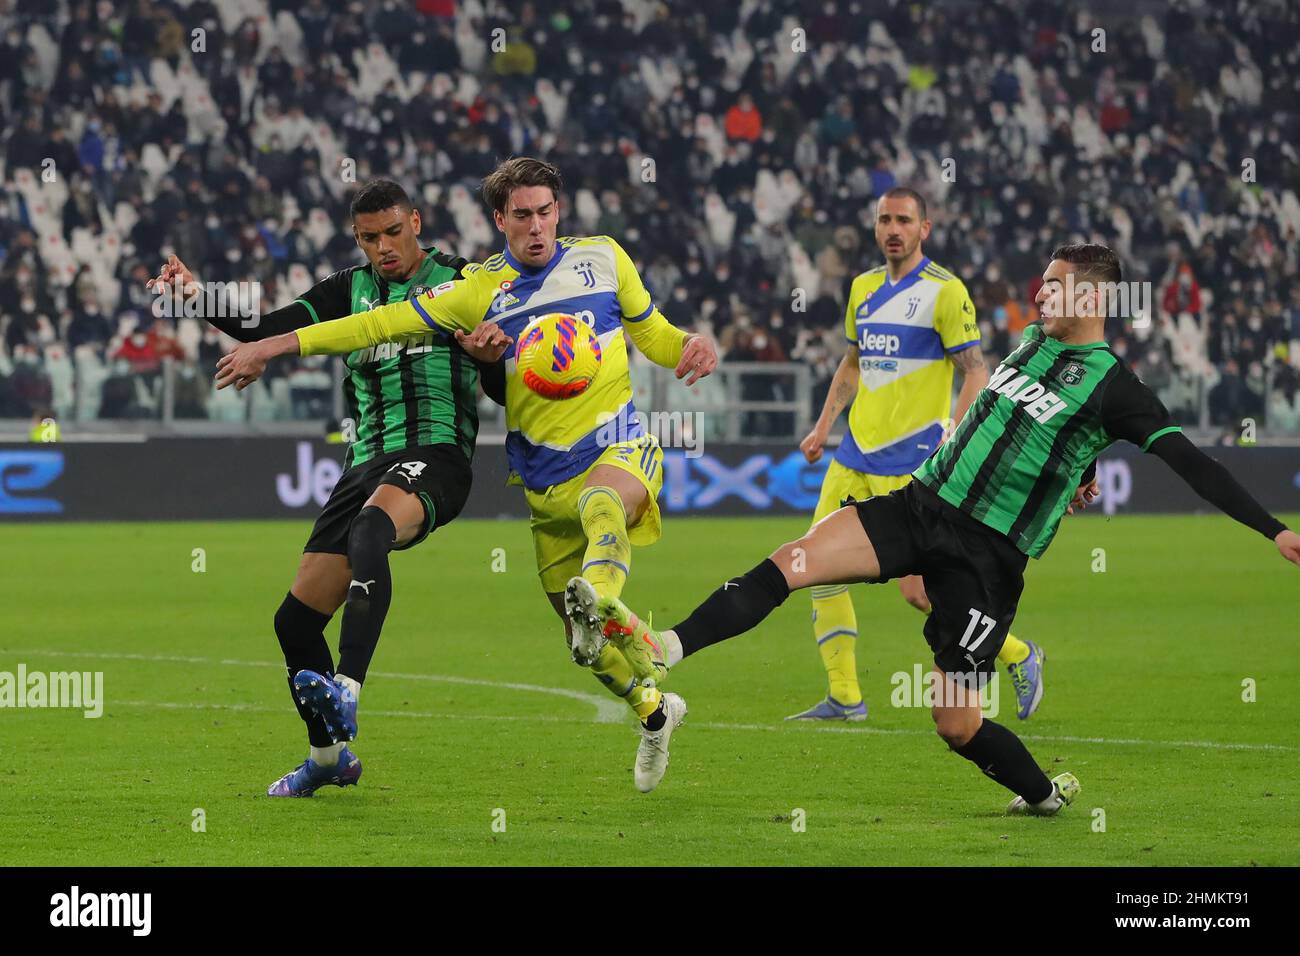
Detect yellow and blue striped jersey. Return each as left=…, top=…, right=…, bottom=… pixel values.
left=295, top=235, right=688, bottom=490
left=835, top=256, right=979, bottom=476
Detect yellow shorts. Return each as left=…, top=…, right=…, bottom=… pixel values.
left=812, top=459, right=914, bottom=525
left=525, top=434, right=664, bottom=594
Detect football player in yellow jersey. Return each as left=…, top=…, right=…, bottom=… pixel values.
left=214, top=158, right=718, bottom=792
left=789, top=188, right=1046, bottom=722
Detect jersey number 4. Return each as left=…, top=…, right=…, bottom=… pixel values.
left=388, top=461, right=427, bottom=485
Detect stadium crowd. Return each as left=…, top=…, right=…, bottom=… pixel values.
left=1, top=0, right=1299, bottom=437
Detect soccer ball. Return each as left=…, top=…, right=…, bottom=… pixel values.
left=516, top=313, right=602, bottom=399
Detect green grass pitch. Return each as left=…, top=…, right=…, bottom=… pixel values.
left=1, top=512, right=1297, bottom=866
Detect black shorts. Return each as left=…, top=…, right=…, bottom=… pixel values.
left=303, top=444, right=472, bottom=555
left=853, top=481, right=1028, bottom=676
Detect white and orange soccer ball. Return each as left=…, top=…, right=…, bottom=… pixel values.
left=515, top=313, right=602, bottom=399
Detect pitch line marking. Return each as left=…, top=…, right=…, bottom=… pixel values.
left=6, top=647, right=626, bottom=724
left=103, top=700, right=1300, bottom=754
left=13, top=648, right=1299, bottom=754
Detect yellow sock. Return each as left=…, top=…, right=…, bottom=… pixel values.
left=811, top=584, right=861, bottom=705
left=998, top=633, right=1031, bottom=665
left=589, top=644, right=662, bottom=719
left=627, top=680, right=663, bottom=722
left=590, top=643, right=636, bottom=697
left=577, top=485, right=631, bottom=600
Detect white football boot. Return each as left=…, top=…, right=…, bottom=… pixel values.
left=1007, top=771, right=1080, bottom=816
left=634, top=689, right=687, bottom=793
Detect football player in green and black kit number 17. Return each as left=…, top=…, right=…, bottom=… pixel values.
left=588, top=243, right=1300, bottom=816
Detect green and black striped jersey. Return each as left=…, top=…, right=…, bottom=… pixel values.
left=292, top=249, right=480, bottom=469
left=915, top=324, right=1180, bottom=558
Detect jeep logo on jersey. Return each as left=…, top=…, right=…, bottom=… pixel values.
left=858, top=331, right=902, bottom=355
left=1057, top=362, right=1086, bottom=387
left=987, top=364, right=1070, bottom=423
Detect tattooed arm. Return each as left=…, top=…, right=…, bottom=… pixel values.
left=799, top=343, right=859, bottom=464
left=949, top=342, right=990, bottom=432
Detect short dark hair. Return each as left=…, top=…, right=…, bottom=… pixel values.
left=349, top=179, right=412, bottom=219
left=481, top=157, right=563, bottom=213
left=879, top=186, right=928, bottom=220
left=1050, top=242, right=1122, bottom=284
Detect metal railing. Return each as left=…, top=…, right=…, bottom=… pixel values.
left=9, top=354, right=1300, bottom=446
left=634, top=360, right=815, bottom=443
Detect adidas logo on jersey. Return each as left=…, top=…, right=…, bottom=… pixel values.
left=987, top=364, right=1070, bottom=424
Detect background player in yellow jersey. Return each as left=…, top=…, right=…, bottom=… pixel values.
left=214, top=158, right=717, bottom=792
left=790, top=187, right=1046, bottom=722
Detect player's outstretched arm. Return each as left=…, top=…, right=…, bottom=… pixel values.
left=609, top=238, right=716, bottom=384
left=1147, top=432, right=1299, bottom=566
left=213, top=298, right=430, bottom=390
left=800, top=343, right=857, bottom=463
left=147, top=254, right=347, bottom=343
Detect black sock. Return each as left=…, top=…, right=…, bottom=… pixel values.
left=274, top=592, right=335, bottom=748
left=674, top=558, right=790, bottom=659
left=336, top=506, right=396, bottom=684
left=952, top=720, right=1054, bottom=803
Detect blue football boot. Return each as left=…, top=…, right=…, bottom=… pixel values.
left=293, top=669, right=358, bottom=742
left=266, top=746, right=362, bottom=797
left=785, top=695, right=868, bottom=722
left=1006, top=640, right=1045, bottom=720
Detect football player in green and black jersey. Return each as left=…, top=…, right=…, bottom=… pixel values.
left=588, top=243, right=1300, bottom=816
left=149, top=180, right=510, bottom=797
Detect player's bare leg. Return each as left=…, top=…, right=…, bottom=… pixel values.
left=290, top=552, right=351, bottom=615
left=929, top=665, right=984, bottom=749
left=897, top=574, right=929, bottom=612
